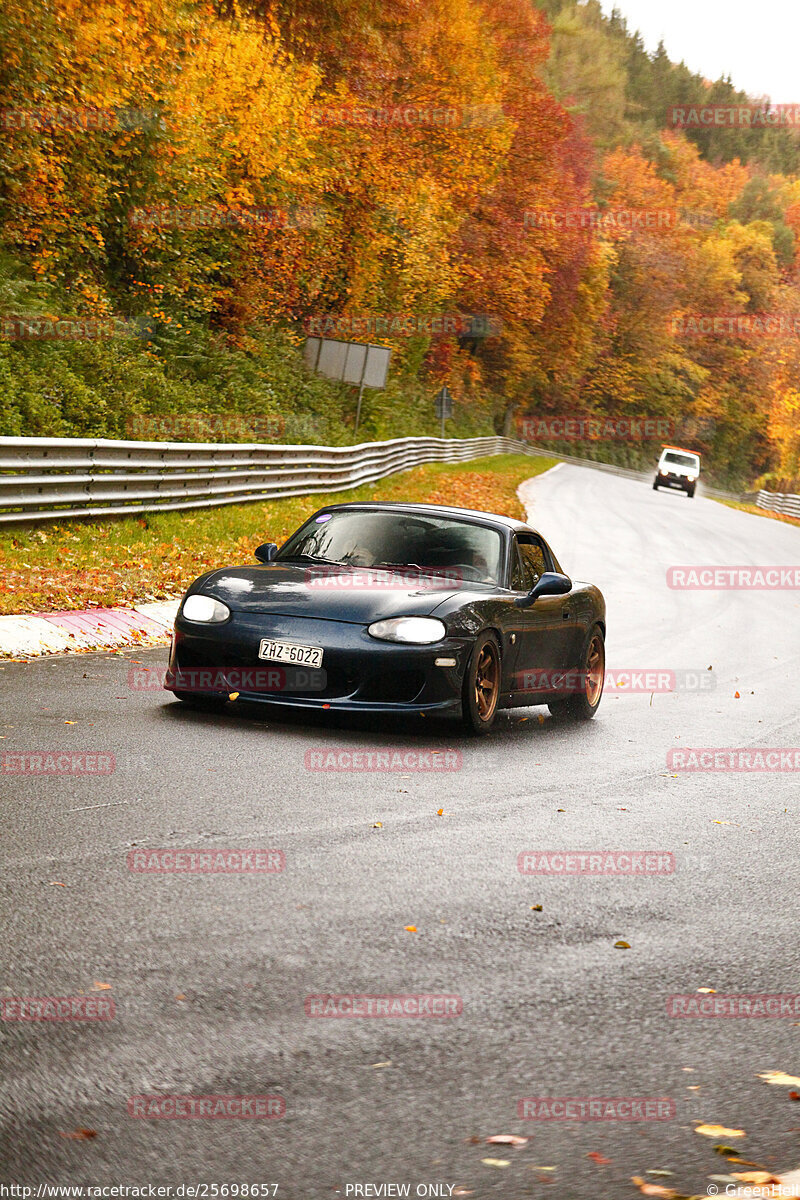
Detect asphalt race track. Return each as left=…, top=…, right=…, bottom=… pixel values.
left=2, top=464, right=799, bottom=1197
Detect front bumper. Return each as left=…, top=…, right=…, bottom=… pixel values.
left=166, top=610, right=471, bottom=714
left=656, top=472, right=695, bottom=492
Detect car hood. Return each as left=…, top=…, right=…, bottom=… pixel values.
left=192, top=563, right=463, bottom=623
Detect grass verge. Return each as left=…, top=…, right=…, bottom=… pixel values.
left=0, top=454, right=558, bottom=615
left=717, top=499, right=800, bottom=528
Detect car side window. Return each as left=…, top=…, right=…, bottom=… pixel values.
left=512, top=536, right=547, bottom=591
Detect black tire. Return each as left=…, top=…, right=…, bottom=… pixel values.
left=687, top=486, right=696, bottom=498
left=548, top=624, right=605, bottom=721
left=172, top=690, right=226, bottom=711
left=652, top=480, right=659, bottom=490
left=461, top=631, right=502, bottom=735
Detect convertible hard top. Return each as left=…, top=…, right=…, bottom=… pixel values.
left=319, top=500, right=538, bottom=536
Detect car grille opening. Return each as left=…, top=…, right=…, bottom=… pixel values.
left=358, top=669, right=426, bottom=704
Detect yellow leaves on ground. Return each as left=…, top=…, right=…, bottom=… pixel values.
left=695, top=1124, right=746, bottom=1138
left=758, top=1071, right=800, bottom=1087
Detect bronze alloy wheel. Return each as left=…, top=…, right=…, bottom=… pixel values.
left=548, top=624, right=606, bottom=721
left=585, top=633, right=605, bottom=707
left=474, top=641, right=500, bottom=721
left=462, top=631, right=502, bottom=733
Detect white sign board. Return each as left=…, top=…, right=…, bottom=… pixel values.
left=303, top=337, right=391, bottom=390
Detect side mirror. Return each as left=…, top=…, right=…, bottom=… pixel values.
left=254, top=542, right=278, bottom=563
left=514, top=570, right=572, bottom=608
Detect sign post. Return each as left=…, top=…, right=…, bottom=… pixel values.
left=435, top=385, right=453, bottom=438
left=303, top=337, right=392, bottom=437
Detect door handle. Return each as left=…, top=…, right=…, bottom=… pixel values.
left=562, top=608, right=570, bottom=621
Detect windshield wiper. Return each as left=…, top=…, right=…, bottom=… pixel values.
left=277, top=553, right=340, bottom=565
left=374, top=561, right=428, bottom=573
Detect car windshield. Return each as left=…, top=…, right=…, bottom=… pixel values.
left=663, top=452, right=699, bottom=469
left=276, top=510, right=505, bottom=584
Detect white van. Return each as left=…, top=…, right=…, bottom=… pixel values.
left=653, top=446, right=700, bottom=498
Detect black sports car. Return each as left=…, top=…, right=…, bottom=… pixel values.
left=166, top=501, right=606, bottom=733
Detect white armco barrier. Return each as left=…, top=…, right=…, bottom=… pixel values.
left=0, top=434, right=744, bottom=525
left=756, top=488, right=800, bottom=519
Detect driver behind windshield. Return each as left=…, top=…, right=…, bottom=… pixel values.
left=277, top=511, right=502, bottom=584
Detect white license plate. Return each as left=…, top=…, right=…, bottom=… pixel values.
left=258, top=639, right=324, bottom=668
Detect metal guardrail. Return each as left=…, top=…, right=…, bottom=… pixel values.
left=756, top=488, right=800, bottom=518
left=0, top=434, right=747, bottom=526
left=0, top=435, right=537, bottom=525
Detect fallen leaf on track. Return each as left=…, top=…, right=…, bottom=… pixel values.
left=481, top=1158, right=510, bottom=1168
left=631, top=1176, right=677, bottom=1197
left=59, top=1129, right=97, bottom=1140
left=732, top=1173, right=780, bottom=1184
left=614, top=940, right=631, bottom=949
left=758, top=1071, right=800, bottom=1087
left=587, top=1151, right=611, bottom=1163
left=696, top=1124, right=745, bottom=1138
left=403, top=925, right=417, bottom=932
left=486, top=1134, right=528, bottom=1147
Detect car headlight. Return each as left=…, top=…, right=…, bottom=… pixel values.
left=181, top=594, right=231, bottom=623
left=367, top=617, right=446, bottom=644
left=686, top=473, right=697, bottom=481
left=659, top=469, right=668, bottom=475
